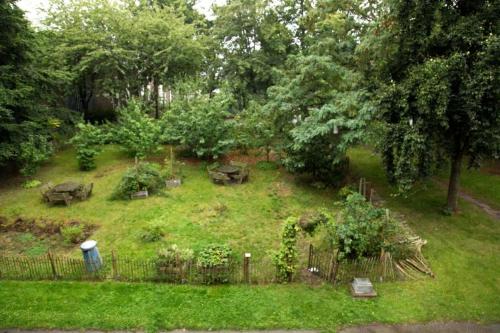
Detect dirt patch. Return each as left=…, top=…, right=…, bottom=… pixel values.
left=222, top=149, right=277, bottom=165
left=271, top=181, right=293, bottom=197
left=0, top=216, right=98, bottom=240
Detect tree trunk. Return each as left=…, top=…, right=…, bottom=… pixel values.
left=153, top=79, right=160, bottom=119
left=446, top=151, right=463, bottom=212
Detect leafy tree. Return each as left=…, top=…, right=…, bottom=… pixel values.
left=70, top=123, right=104, bottom=170
left=234, top=101, right=276, bottom=160
left=19, top=134, right=53, bottom=177
left=112, top=162, right=164, bottom=200
left=1, top=0, right=72, bottom=173
left=162, top=90, right=235, bottom=159
left=373, top=0, right=500, bottom=211
left=114, top=100, right=161, bottom=159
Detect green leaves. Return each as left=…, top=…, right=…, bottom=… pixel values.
left=273, top=217, right=299, bottom=282
left=70, top=122, right=104, bottom=170
left=114, top=100, right=161, bottom=159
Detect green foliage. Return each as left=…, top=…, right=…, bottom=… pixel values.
left=19, top=135, right=53, bottom=177
left=114, top=100, right=161, bottom=159
left=139, top=224, right=165, bottom=243
left=273, top=217, right=299, bottom=282
left=60, top=225, right=84, bottom=244
left=371, top=0, right=500, bottom=210
left=162, top=90, right=234, bottom=159
left=157, top=244, right=194, bottom=264
left=327, top=192, right=409, bottom=260
left=234, top=101, right=276, bottom=160
left=70, top=123, right=104, bottom=170
left=197, top=244, right=232, bottom=268
left=298, top=210, right=329, bottom=235
left=112, top=162, right=164, bottom=200
left=22, top=179, right=42, bottom=189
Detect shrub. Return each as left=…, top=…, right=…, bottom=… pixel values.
left=157, top=244, right=194, bottom=264
left=327, top=192, right=408, bottom=260
left=273, top=217, right=299, bottom=282
left=22, top=179, right=42, bottom=189
left=162, top=92, right=234, bottom=159
left=139, top=224, right=165, bottom=242
left=112, top=162, right=164, bottom=199
left=156, top=244, right=194, bottom=282
left=197, top=244, right=233, bottom=268
left=61, top=225, right=84, bottom=244
left=197, top=244, right=233, bottom=284
left=114, top=99, right=161, bottom=158
left=70, top=123, right=104, bottom=170
left=19, top=134, right=53, bottom=177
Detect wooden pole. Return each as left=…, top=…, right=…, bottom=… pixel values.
left=370, top=188, right=374, bottom=203
left=359, top=178, right=363, bottom=194
left=243, top=253, right=251, bottom=284
left=111, top=250, right=118, bottom=280
left=48, top=252, right=57, bottom=280
left=308, top=244, right=313, bottom=269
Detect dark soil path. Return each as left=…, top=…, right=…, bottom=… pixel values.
left=435, top=180, right=500, bottom=220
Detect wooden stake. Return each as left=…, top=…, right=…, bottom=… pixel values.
left=48, top=252, right=57, bottom=280
left=111, top=250, right=118, bottom=280
left=243, top=253, right=251, bottom=284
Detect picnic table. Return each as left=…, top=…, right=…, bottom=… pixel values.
left=42, top=181, right=93, bottom=206
left=208, top=162, right=249, bottom=185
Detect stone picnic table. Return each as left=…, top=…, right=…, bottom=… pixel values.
left=42, top=181, right=93, bottom=206
left=208, top=162, right=249, bottom=185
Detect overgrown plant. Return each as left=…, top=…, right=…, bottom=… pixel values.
left=114, top=100, right=161, bottom=159
left=327, top=192, right=410, bottom=260
left=19, top=135, right=53, bottom=177
left=197, top=244, right=233, bottom=284
left=162, top=91, right=234, bottom=159
left=273, top=217, right=299, bottom=282
left=111, top=162, right=164, bottom=200
left=70, top=123, right=104, bottom=170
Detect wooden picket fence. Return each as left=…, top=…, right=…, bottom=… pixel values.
left=307, top=244, right=429, bottom=284
left=0, top=252, right=278, bottom=284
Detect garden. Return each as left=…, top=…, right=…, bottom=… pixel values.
left=1, top=0, right=499, bottom=331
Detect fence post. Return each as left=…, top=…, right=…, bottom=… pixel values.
left=308, top=244, right=313, bottom=269
left=111, top=250, right=118, bottom=280
left=243, top=253, right=251, bottom=284
left=369, top=188, right=374, bottom=203
left=359, top=178, right=363, bottom=194
left=330, top=251, right=340, bottom=285
left=48, top=252, right=57, bottom=280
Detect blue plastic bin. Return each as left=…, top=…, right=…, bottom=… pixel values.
left=80, top=240, right=102, bottom=272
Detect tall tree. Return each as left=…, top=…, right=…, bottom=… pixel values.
left=374, top=0, right=500, bottom=212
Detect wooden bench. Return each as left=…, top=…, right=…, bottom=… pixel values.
left=229, top=161, right=249, bottom=184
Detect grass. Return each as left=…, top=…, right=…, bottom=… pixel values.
left=0, top=146, right=499, bottom=331
left=0, top=145, right=333, bottom=258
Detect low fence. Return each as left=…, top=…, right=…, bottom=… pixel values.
left=0, top=245, right=430, bottom=284
left=0, top=252, right=277, bottom=284
left=307, top=245, right=430, bottom=284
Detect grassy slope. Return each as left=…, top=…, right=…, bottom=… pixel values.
left=0, top=147, right=499, bottom=331
left=0, top=145, right=332, bottom=257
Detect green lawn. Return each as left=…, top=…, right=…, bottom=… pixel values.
left=0, top=146, right=499, bottom=331
left=0, top=145, right=333, bottom=258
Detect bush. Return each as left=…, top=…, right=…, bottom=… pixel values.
left=162, top=92, right=234, bottom=159
left=19, top=134, right=53, bottom=177
left=70, top=123, right=104, bottom=170
left=327, top=192, right=408, bottom=260
left=157, top=244, right=194, bottom=264
left=197, top=244, right=233, bottom=284
left=61, top=225, right=84, bottom=244
left=197, top=244, right=233, bottom=268
left=22, top=179, right=42, bottom=189
left=112, top=162, right=164, bottom=199
left=114, top=99, right=161, bottom=158
left=273, top=217, right=299, bottom=282
left=139, top=224, right=165, bottom=242
left=156, top=244, right=194, bottom=282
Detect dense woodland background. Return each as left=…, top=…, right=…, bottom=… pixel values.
left=1, top=0, right=499, bottom=212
